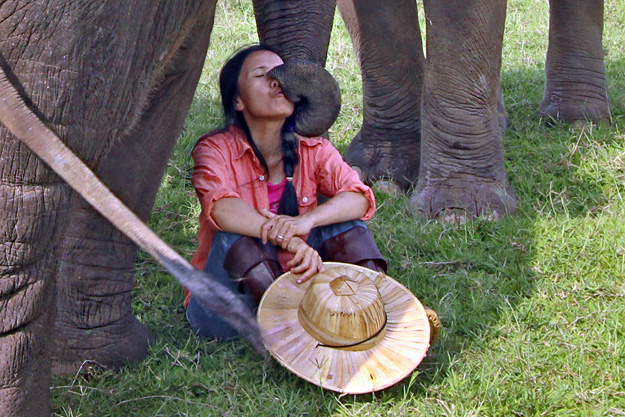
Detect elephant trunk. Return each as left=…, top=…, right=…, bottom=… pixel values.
left=269, top=61, right=341, bottom=137
left=253, top=0, right=336, bottom=65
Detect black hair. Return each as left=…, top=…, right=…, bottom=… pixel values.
left=218, top=44, right=300, bottom=216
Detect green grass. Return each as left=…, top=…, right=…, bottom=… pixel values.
left=51, top=1, right=625, bottom=415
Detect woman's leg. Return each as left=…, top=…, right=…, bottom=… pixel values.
left=223, top=236, right=282, bottom=304
left=186, top=232, right=279, bottom=339
left=308, top=220, right=387, bottom=272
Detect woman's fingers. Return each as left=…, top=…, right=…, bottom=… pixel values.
left=260, top=212, right=314, bottom=247
left=296, top=260, right=322, bottom=283
left=260, top=213, right=289, bottom=245
left=287, top=244, right=324, bottom=284
left=269, top=218, right=296, bottom=245
left=260, top=218, right=275, bottom=244
left=259, top=208, right=275, bottom=219
left=287, top=245, right=305, bottom=268
left=277, top=224, right=296, bottom=247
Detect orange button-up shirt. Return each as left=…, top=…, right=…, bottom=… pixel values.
left=186, top=125, right=376, bottom=306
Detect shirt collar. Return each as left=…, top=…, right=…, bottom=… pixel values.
left=297, top=135, right=325, bottom=147
left=228, top=125, right=256, bottom=160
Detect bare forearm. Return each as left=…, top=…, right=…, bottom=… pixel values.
left=211, top=198, right=266, bottom=238
left=302, top=191, right=370, bottom=228
left=212, top=192, right=369, bottom=243
left=212, top=198, right=324, bottom=282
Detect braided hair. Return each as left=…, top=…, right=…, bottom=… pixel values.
left=218, top=44, right=299, bottom=216
left=277, top=115, right=299, bottom=216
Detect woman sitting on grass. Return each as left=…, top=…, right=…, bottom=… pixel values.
left=184, top=44, right=387, bottom=339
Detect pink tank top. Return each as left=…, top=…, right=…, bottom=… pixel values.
left=267, top=177, right=287, bottom=214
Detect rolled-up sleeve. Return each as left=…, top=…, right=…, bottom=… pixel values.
left=314, top=141, right=376, bottom=220
left=191, top=139, right=241, bottom=231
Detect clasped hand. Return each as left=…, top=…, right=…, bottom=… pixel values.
left=259, top=208, right=324, bottom=283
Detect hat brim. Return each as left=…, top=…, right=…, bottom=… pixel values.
left=258, top=262, right=430, bottom=394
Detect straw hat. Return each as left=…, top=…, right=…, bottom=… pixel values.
left=258, top=262, right=431, bottom=394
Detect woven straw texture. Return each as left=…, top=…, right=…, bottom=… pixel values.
left=258, top=262, right=430, bottom=394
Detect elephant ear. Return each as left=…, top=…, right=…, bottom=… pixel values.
left=268, top=60, right=341, bottom=137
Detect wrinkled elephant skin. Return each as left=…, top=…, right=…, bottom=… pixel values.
left=540, top=0, right=611, bottom=124
left=50, top=3, right=219, bottom=374
left=338, top=0, right=611, bottom=219
left=0, top=1, right=218, bottom=415
left=412, top=0, right=517, bottom=219
left=338, top=0, right=425, bottom=192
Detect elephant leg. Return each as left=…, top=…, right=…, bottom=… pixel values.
left=338, top=0, right=425, bottom=191
left=540, top=0, right=610, bottom=124
left=0, top=1, right=100, bottom=413
left=52, top=2, right=217, bottom=374
left=253, top=0, right=336, bottom=65
left=0, top=161, right=71, bottom=415
left=411, top=0, right=517, bottom=220
left=1, top=0, right=218, bottom=411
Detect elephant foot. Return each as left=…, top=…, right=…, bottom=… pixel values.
left=410, top=177, right=517, bottom=222
left=52, top=315, right=154, bottom=375
left=539, top=93, right=612, bottom=125
left=345, top=125, right=421, bottom=192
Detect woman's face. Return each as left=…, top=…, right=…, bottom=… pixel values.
left=235, top=50, right=295, bottom=123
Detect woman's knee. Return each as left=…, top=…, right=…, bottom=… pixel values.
left=223, top=236, right=281, bottom=304
left=318, top=225, right=387, bottom=272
